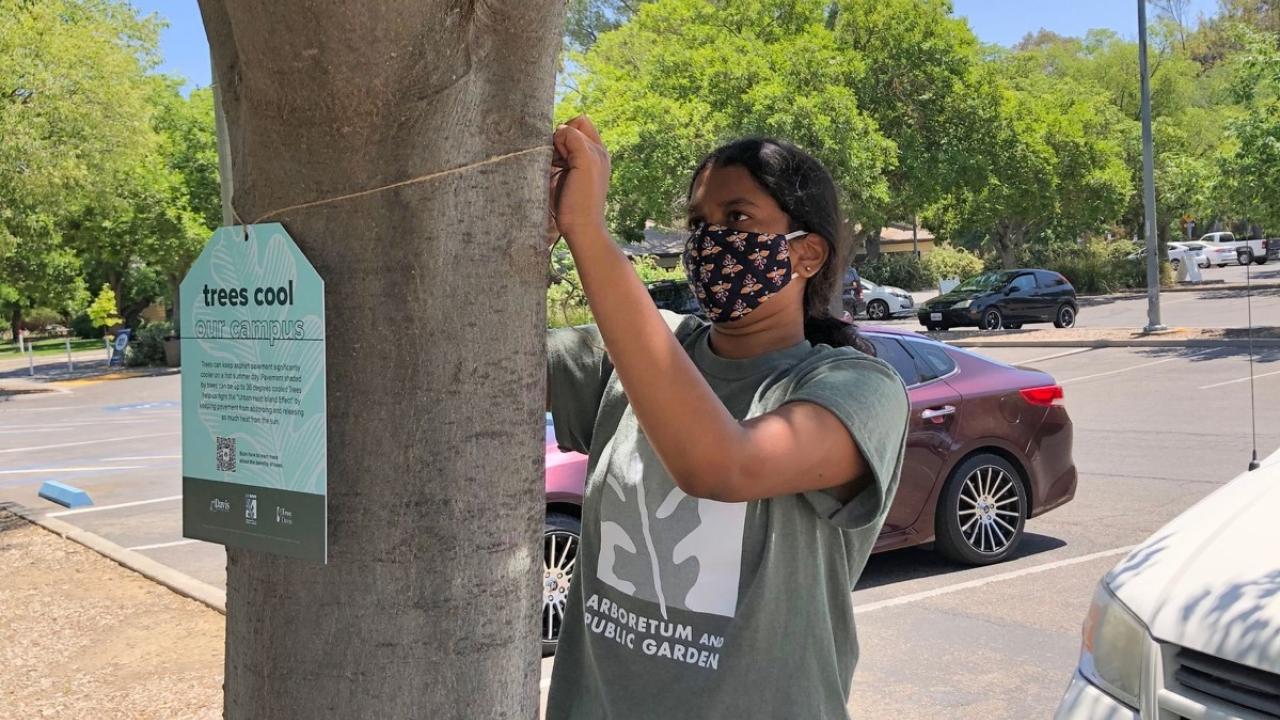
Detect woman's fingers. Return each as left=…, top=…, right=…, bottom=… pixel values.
left=555, top=124, right=598, bottom=168
left=566, top=116, right=605, bottom=149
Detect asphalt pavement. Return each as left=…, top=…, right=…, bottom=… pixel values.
left=3, top=315, right=1279, bottom=718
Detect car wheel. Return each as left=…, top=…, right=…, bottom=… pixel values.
left=980, top=308, right=1003, bottom=331
left=1239, top=250, right=1254, bottom=265
left=935, top=453, right=1027, bottom=565
left=542, top=511, right=580, bottom=656
left=1054, top=304, right=1076, bottom=328
left=867, top=299, right=890, bottom=321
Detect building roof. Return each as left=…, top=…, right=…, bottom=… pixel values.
left=620, top=227, right=688, bottom=258
left=878, top=222, right=935, bottom=243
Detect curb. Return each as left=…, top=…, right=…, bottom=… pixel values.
left=1076, top=280, right=1280, bottom=298
left=946, top=338, right=1280, bottom=349
left=9, top=505, right=226, bottom=615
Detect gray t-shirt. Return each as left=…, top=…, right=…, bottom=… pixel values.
left=546, top=313, right=909, bottom=720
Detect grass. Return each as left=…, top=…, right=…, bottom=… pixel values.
left=0, top=337, right=105, bottom=358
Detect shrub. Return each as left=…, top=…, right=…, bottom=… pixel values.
left=860, top=252, right=933, bottom=291
left=23, top=307, right=65, bottom=335
left=1046, top=240, right=1147, bottom=295
left=87, top=284, right=122, bottom=331
left=923, top=245, right=984, bottom=284
left=69, top=312, right=105, bottom=339
left=125, top=320, right=172, bottom=367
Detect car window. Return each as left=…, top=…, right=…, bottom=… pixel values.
left=903, top=339, right=956, bottom=382
left=865, top=336, right=921, bottom=386
left=1036, top=271, right=1068, bottom=287
left=1010, top=274, right=1036, bottom=293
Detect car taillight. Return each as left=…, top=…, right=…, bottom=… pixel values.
left=1020, top=385, right=1064, bottom=407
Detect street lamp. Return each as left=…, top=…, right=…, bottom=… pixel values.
left=1138, top=0, right=1165, bottom=332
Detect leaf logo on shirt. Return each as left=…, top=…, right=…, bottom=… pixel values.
left=595, top=421, right=747, bottom=619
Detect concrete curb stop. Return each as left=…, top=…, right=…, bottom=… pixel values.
left=37, top=481, right=93, bottom=508
left=11, top=506, right=226, bottom=615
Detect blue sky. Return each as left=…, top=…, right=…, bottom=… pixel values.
left=141, top=0, right=1221, bottom=91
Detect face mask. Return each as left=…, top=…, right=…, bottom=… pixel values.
left=682, top=223, right=808, bottom=322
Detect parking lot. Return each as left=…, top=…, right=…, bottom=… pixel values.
left=3, top=336, right=1278, bottom=717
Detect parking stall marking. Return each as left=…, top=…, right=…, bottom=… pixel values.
left=1059, top=348, right=1217, bottom=385
left=47, top=494, right=182, bottom=517
left=1198, top=367, right=1280, bottom=390
left=853, top=545, right=1136, bottom=614
left=0, top=432, right=180, bottom=455
left=128, top=539, right=203, bottom=551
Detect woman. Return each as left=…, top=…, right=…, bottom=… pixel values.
left=546, top=117, right=909, bottom=719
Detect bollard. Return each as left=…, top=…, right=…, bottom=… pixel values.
left=105, top=337, right=112, bottom=363
left=65, top=335, right=74, bottom=372
left=28, top=343, right=34, bottom=376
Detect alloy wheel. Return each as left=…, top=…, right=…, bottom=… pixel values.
left=868, top=300, right=889, bottom=320
left=957, top=465, right=1023, bottom=555
left=1057, top=305, right=1076, bottom=328
left=542, top=529, right=578, bottom=644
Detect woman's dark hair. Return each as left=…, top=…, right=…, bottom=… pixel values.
left=689, top=138, right=867, bottom=352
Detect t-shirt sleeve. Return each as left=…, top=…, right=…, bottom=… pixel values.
left=785, top=353, right=909, bottom=531
left=547, top=324, right=613, bottom=455
left=547, top=311, right=702, bottom=455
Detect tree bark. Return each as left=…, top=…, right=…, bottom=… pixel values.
left=9, top=307, right=21, bottom=344
left=198, top=3, right=563, bottom=718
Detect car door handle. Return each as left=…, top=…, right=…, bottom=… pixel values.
left=921, top=405, right=956, bottom=421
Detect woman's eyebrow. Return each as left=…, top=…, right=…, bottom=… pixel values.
left=723, top=197, right=759, bottom=209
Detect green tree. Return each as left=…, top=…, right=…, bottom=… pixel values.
left=87, top=283, right=122, bottom=330
left=561, top=0, right=893, bottom=242
left=0, top=0, right=160, bottom=336
left=1219, top=25, right=1280, bottom=232
left=833, top=0, right=1002, bottom=255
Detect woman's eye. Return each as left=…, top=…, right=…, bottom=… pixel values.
left=728, top=211, right=750, bottom=223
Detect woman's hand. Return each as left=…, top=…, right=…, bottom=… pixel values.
left=551, top=116, right=611, bottom=247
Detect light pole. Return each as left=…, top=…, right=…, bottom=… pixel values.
left=1139, top=0, right=1165, bottom=332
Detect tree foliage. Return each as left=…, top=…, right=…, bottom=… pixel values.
left=0, top=0, right=219, bottom=338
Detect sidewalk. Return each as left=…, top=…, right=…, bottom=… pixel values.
left=0, top=510, right=222, bottom=719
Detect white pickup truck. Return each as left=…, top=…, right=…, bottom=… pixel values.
left=1196, top=232, right=1275, bottom=266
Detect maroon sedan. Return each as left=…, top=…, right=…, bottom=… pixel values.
left=542, top=328, right=1076, bottom=651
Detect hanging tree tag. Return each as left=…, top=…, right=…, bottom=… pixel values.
left=180, top=223, right=328, bottom=563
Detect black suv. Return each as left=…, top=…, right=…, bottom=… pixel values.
left=918, top=269, right=1078, bottom=331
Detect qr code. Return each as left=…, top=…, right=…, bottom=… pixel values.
left=216, top=436, right=237, bottom=472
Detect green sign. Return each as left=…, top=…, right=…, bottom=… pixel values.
left=181, top=223, right=327, bottom=562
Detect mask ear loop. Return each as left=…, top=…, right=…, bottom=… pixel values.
left=783, top=230, right=809, bottom=240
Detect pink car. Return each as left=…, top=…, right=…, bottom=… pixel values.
left=543, top=415, right=588, bottom=655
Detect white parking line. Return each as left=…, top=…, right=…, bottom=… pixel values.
left=1021, top=348, right=1095, bottom=364
left=128, top=539, right=202, bottom=551
left=0, top=465, right=143, bottom=476
left=101, top=455, right=182, bottom=461
left=0, top=432, right=179, bottom=454
left=1198, top=367, right=1280, bottom=390
left=854, top=545, right=1136, bottom=614
left=1060, top=348, right=1216, bottom=385
left=47, top=494, right=182, bottom=517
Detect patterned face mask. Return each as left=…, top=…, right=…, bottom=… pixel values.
left=682, top=223, right=808, bottom=322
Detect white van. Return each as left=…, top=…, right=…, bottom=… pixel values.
left=1054, top=448, right=1280, bottom=719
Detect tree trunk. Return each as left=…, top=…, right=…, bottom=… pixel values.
left=9, top=307, right=21, bottom=344
left=995, top=222, right=1023, bottom=269
left=199, top=3, right=563, bottom=718
left=167, top=275, right=181, bottom=335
